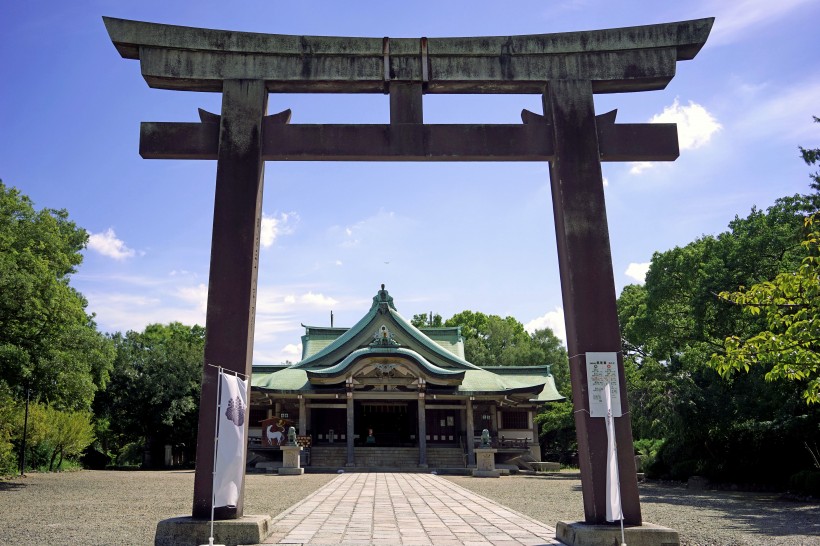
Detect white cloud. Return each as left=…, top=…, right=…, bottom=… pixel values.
left=280, top=292, right=337, bottom=307
left=625, top=262, right=651, bottom=284
left=334, top=210, right=404, bottom=250
left=84, top=290, right=205, bottom=334
left=709, top=0, right=815, bottom=46
left=631, top=99, right=721, bottom=174
left=282, top=343, right=302, bottom=356
left=602, top=176, right=609, bottom=188
left=87, top=228, right=136, bottom=260
left=732, top=79, right=820, bottom=141
left=524, top=307, right=566, bottom=346
left=300, top=291, right=338, bottom=307
left=176, top=283, right=209, bottom=313
left=260, top=212, right=297, bottom=248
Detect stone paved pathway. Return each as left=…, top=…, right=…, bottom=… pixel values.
left=262, top=472, right=561, bottom=545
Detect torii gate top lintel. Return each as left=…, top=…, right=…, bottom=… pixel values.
left=103, top=16, right=713, bottom=94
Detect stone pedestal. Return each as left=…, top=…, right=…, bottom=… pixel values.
left=155, top=515, right=272, bottom=546
left=472, top=447, right=500, bottom=478
left=556, top=521, right=679, bottom=546
left=278, top=445, right=304, bottom=475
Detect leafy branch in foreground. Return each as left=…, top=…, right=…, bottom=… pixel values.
left=711, top=214, right=820, bottom=403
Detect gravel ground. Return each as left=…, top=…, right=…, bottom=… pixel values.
left=0, top=470, right=334, bottom=545
left=0, top=470, right=817, bottom=545
left=446, top=472, right=820, bottom=546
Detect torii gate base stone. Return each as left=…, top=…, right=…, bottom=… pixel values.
left=104, top=15, right=712, bottom=546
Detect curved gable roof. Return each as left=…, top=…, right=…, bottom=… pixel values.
left=292, top=287, right=479, bottom=371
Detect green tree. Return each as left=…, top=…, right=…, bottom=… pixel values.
left=530, top=328, right=570, bottom=394
left=35, top=406, right=95, bottom=471
left=0, top=181, right=115, bottom=411
left=443, top=310, right=573, bottom=461
left=95, top=322, right=205, bottom=466
left=617, top=191, right=820, bottom=483
left=799, top=116, right=820, bottom=191
left=534, top=398, right=576, bottom=463
left=444, top=311, right=532, bottom=366
left=0, top=384, right=17, bottom=474
left=711, top=215, right=820, bottom=403
left=410, top=312, right=442, bottom=328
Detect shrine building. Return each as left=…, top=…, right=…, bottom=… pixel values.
left=248, top=285, right=564, bottom=470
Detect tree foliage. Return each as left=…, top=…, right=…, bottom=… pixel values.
left=94, top=322, right=205, bottom=466
left=28, top=404, right=95, bottom=471
left=439, top=310, right=572, bottom=461
left=711, top=215, right=820, bottom=403
left=0, top=181, right=115, bottom=411
left=444, top=311, right=561, bottom=368
left=799, top=116, right=820, bottom=192
left=411, top=312, right=443, bottom=328
left=0, top=384, right=17, bottom=474
left=617, top=189, right=820, bottom=484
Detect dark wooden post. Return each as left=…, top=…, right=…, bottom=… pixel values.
left=346, top=392, right=355, bottom=466
left=417, top=394, right=427, bottom=467
left=192, top=79, right=268, bottom=520
left=546, top=80, right=642, bottom=525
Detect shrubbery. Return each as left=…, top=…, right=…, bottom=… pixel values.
left=789, top=470, right=820, bottom=497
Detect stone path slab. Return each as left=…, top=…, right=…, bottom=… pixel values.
left=262, top=473, right=561, bottom=545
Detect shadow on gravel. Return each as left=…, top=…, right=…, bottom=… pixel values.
left=0, top=481, right=27, bottom=492
left=639, top=483, right=820, bottom=540
left=518, top=474, right=582, bottom=481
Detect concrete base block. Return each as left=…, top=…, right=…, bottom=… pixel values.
left=278, top=467, right=304, bottom=475
left=154, top=515, right=272, bottom=546
left=556, top=521, right=679, bottom=546
left=472, top=469, right=501, bottom=478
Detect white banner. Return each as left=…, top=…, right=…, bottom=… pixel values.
left=214, top=371, right=248, bottom=509
left=604, top=383, right=623, bottom=522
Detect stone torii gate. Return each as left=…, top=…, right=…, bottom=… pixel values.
left=104, top=16, right=712, bottom=530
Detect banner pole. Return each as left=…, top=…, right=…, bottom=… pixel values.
left=208, top=366, right=223, bottom=546
left=607, top=382, right=626, bottom=546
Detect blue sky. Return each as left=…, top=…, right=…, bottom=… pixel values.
left=2, top=1, right=819, bottom=364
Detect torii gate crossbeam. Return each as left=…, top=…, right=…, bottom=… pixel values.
left=104, top=15, right=713, bottom=528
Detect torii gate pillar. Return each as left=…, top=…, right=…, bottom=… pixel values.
left=192, top=80, right=268, bottom=519
left=547, top=79, right=641, bottom=523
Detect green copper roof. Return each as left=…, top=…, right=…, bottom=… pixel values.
left=251, top=286, right=565, bottom=403
left=306, top=347, right=465, bottom=381
left=294, top=286, right=479, bottom=371
left=252, top=367, right=310, bottom=392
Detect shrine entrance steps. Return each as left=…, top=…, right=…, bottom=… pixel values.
left=308, top=446, right=466, bottom=472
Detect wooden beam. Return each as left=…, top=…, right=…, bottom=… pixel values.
left=139, top=120, right=677, bottom=162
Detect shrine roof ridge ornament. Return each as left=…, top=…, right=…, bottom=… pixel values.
left=103, top=16, right=713, bottom=94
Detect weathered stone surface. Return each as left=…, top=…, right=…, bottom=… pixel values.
left=104, top=16, right=713, bottom=94
left=279, top=444, right=303, bottom=475
left=556, top=521, right=679, bottom=546
left=473, top=448, right=500, bottom=478
left=139, top=116, right=678, bottom=162
left=154, top=515, right=272, bottom=546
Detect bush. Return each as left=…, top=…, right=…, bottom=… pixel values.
left=633, top=438, right=664, bottom=473
left=669, top=459, right=700, bottom=481
left=0, top=385, right=19, bottom=475
left=789, top=470, right=820, bottom=497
